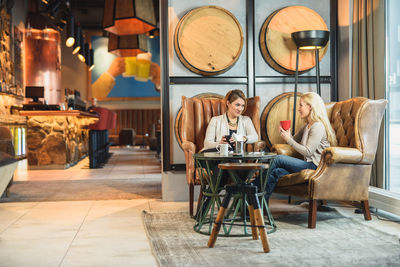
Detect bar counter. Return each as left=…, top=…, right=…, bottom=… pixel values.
left=20, top=110, right=99, bottom=169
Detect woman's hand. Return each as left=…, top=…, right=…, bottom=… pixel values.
left=107, top=57, right=125, bottom=77
left=220, top=136, right=229, bottom=144
left=279, top=126, right=291, bottom=143
left=150, top=62, right=161, bottom=90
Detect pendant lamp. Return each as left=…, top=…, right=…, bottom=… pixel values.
left=77, top=38, right=86, bottom=63
left=88, top=49, right=95, bottom=71
left=103, top=0, right=156, bottom=35
left=85, top=44, right=95, bottom=71
left=108, top=33, right=148, bottom=57
left=72, top=25, right=81, bottom=54
left=65, top=15, right=75, bottom=47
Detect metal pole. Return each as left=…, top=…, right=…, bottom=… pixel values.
left=315, top=48, right=321, bottom=96
left=292, top=47, right=299, bottom=136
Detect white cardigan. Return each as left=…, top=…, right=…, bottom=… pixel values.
left=202, top=114, right=259, bottom=151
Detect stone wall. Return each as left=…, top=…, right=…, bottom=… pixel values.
left=26, top=116, right=92, bottom=168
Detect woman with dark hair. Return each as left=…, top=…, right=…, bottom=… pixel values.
left=202, top=89, right=258, bottom=152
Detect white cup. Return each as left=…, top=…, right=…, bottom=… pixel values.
left=216, top=143, right=230, bottom=155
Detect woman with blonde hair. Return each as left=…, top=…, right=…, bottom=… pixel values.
left=264, top=92, right=337, bottom=202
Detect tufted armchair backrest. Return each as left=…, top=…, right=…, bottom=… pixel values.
left=181, top=95, right=261, bottom=152
left=329, top=97, right=368, bottom=149
left=328, top=97, right=387, bottom=164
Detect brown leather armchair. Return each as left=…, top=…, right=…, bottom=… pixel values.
left=271, top=97, right=387, bottom=228
left=179, top=95, right=266, bottom=217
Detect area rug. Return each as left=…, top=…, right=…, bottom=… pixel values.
left=142, top=210, right=400, bottom=267
left=0, top=178, right=161, bottom=202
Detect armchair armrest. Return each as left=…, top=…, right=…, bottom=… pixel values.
left=0, top=139, right=15, bottom=157
left=322, top=147, right=363, bottom=165
left=182, top=141, right=197, bottom=185
left=182, top=141, right=196, bottom=153
left=272, top=144, right=302, bottom=159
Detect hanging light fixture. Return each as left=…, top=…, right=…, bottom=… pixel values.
left=84, top=43, right=95, bottom=71
left=108, top=33, right=148, bottom=57
left=146, top=28, right=159, bottom=39
left=103, top=0, right=156, bottom=35
left=72, top=25, right=81, bottom=54
left=88, top=49, right=95, bottom=71
left=78, top=38, right=86, bottom=62
left=84, top=43, right=90, bottom=64
left=65, top=14, right=75, bottom=47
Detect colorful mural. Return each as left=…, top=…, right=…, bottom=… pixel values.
left=91, top=35, right=160, bottom=98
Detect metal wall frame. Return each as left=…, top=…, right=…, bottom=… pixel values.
left=161, top=0, right=338, bottom=171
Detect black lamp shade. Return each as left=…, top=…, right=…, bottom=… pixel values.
left=72, top=25, right=81, bottom=54
left=65, top=15, right=75, bottom=47
left=84, top=43, right=90, bottom=65
left=78, top=38, right=86, bottom=62
left=103, top=0, right=156, bottom=35
left=88, top=49, right=95, bottom=71
left=291, top=30, right=329, bottom=50
left=108, top=33, right=148, bottom=57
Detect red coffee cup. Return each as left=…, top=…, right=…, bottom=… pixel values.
left=280, top=120, right=291, bottom=131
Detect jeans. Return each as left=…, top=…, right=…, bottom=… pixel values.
left=265, top=155, right=317, bottom=201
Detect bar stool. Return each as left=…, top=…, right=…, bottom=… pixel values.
left=207, top=163, right=272, bottom=253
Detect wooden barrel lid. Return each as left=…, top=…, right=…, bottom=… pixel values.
left=261, top=92, right=306, bottom=150
left=175, top=93, right=224, bottom=150
left=259, top=6, right=329, bottom=75
left=174, top=6, right=243, bottom=76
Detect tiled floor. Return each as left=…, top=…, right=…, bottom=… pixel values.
left=13, top=147, right=161, bottom=182
left=0, top=146, right=399, bottom=266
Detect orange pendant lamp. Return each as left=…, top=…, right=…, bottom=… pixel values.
left=103, top=0, right=156, bottom=35
left=108, top=33, right=148, bottom=56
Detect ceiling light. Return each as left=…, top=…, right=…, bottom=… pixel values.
left=108, top=33, right=148, bottom=57
left=103, top=0, right=156, bottom=35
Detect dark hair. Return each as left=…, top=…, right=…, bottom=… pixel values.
left=225, top=89, right=246, bottom=104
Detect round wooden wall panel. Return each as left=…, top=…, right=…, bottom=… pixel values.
left=259, top=6, right=329, bottom=75
left=174, top=6, right=243, bottom=76
left=261, top=92, right=306, bottom=150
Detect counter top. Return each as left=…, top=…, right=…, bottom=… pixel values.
left=19, top=110, right=99, bottom=118
left=0, top=114, right=27, bottom=125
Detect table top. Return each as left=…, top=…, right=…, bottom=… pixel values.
left=194, top=151, right=276, bottom=160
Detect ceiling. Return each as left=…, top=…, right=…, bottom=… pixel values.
left=38, top=0, right=159, bottom=32
left=69, top=0, right=104, bottom=30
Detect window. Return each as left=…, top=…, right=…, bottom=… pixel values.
left=385, top=0, right=400, bottom=193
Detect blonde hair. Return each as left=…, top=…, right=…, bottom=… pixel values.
left=301, top=92, right=337, bottom=146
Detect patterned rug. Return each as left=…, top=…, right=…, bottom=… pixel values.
left=0, top=178, right=161, bottom=202
left=143, top=210, right=400, bottom=267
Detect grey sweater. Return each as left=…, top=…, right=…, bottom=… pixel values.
left=287, top=122, right=330, bottom=166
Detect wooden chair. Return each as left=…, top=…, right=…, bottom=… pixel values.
left=270, top=97, right=387, bottom=228
left=178, top=95, right=266, bottom=217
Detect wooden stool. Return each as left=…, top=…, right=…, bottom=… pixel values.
left=207, top=163, right=271, bottom=253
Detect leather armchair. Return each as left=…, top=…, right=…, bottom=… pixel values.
left=179, top=95, right=266, bottom=217
left=271, top=97, right=387, bottom=228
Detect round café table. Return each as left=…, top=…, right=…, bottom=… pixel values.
left=193, top=151, right=276, bottom=236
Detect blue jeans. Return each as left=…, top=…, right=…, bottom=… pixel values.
left=265, top=155, right=317, bottom=201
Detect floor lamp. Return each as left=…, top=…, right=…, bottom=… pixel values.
left=290, top=30, right=330, bottom=135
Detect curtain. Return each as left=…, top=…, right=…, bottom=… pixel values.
left=351, top=0, right=385, bottom=187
